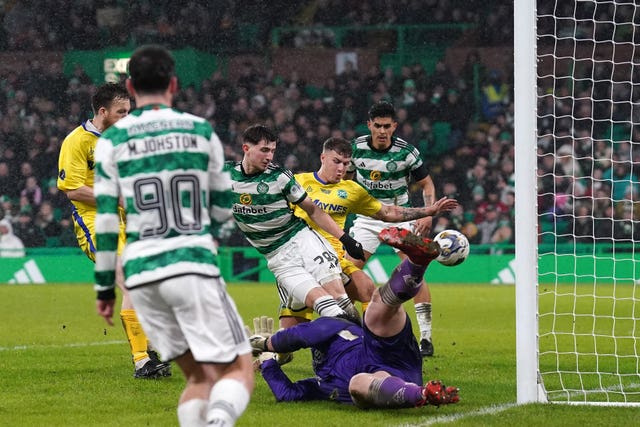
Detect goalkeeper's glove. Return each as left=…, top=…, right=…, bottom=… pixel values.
left=245, top=316, right=294, bottom=365
left=340, top=233, right=365, bottom=261
left=246, top=316, right=275, bottom=356
left=253, top=352, right=278, bottom=371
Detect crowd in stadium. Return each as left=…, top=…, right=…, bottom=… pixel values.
left=1, top=1, right=636, bottom=253
left=0, top=1, right=518, bottom=253
left=0, top=1, right=511, bottom=52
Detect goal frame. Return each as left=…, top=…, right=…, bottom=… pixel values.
left=514, top=0, right=541, bottom=404
left=514, top=1, right=640, bottom=407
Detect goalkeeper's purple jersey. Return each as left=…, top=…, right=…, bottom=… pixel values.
left=263, top=316, right=422, bottom=404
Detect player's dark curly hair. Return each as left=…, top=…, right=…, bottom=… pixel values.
left=242, top=124, right=278, bottom=145
left=368, top=100, right=396, bottom=121
left=91, top=83, right=129, bottom=114
left=128, top=45, right=175, bottom=94
left=322, top=137, right=352, bottom=157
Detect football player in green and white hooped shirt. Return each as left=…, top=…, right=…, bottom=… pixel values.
left=93, top=45, right=253, bottom=427
left=346, top=100, right=439, bottom=358
left=227, top=124, right=365, bottom=329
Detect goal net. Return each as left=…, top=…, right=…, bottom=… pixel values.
left=515, top=1, right=640, bottom=405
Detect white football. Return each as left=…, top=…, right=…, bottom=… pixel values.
left=434, top=229, right=470, bottom=266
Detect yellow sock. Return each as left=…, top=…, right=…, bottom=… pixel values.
left=361, top=301, right=369, bottom=313
left=120, top=309, right=149, bottom=364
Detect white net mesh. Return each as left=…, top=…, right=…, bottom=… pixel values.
left=535, top=0, right=640, bottom=404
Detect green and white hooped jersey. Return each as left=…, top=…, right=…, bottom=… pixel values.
left=350, top=135, right=428, bottom=207
left=228, top=162, right=308, bottom=255
left=94, top=105, right=232, bottom=290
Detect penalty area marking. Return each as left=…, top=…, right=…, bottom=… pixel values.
left=0, top=340, right=127, bottom=352
left=395, top=402, right=518, bottom=427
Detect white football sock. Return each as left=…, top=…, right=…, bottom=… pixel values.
left=414, top=302, right=432, bottom=340
left=207, top=378, right=250, bottom=426
left=313, top=295, right=346, bottom=318
left=177, top=398, right=207, bottom=427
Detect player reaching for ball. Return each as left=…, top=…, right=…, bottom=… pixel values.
left=289, top=136, right=458, bottom=327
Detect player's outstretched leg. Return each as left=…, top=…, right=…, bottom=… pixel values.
left=379, top=227, right=440, bottom=265
left=349, top=373, right=459, bottom=409
left=376, top=228, right=440, bottom=306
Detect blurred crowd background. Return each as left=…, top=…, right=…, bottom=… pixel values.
left=0, top=1, right=637, bottom=253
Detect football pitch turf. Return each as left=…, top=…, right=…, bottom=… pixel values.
left=0, top=282, right=637, bottom=426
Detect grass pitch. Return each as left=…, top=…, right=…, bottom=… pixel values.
left=0, top=282, right=637, bottom=426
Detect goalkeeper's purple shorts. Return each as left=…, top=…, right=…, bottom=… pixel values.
left=360, top=313, right=423, bottom=386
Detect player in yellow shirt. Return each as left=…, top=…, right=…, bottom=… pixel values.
left=57, top=83, right=170, bottom=378
left=290, top=137, right=457, bottom=322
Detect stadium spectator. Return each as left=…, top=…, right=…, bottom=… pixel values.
left=0, top=217, right=25, bottom=257
left=17, top=161, right=36, bottom=192
left=42, top=178, right=71, bottom=219
left=29, top=133, right=60, bottom=183
left=347, top=101, right=438, bottom=357
left=490, top=213, right=514, bottom=245
left=438, top=88, right=471, bottom=145
left=33, top=201, right=61, bottom=241
left=474, top=190, right=508, bottom=223
left=481, top=69, right=511, bottom=121
left=613, top=203, right=638, bottom=243
left=0, top=2, right=519, bottom=252
left=433, top=155, right=466, bottom=201
left=57, top=82, right=170, bottom=379
left=603, top=160, right=639, bottom=202
left=459, top=50, right=487, bottom=92
left=57, top=217, right=79, bottom=248
left=13, top=209, right=45, bottom=248
left=569, top=203, right=594, bottom=244
left=251, top=228, right=459, bottom=408
left=398, top=79, right=417, bottom=109
left=93, top=45, right=254, bottom=426
left=20, top=176, right=43, bottom=211
left=0, top=195, right=17, bottom=223
left=464, top=157, right=489, bottom=205
left=429, top=60, right=453, bottom=94
left=476, top=206, right=499, bottom=245
left=0, top=161, right=20, bottom=201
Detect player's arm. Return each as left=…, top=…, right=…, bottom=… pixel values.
left=260, top=360, right=325, bottom=402
left=373, top=195, right=458, bottom=222
left=208, top=132, right=234, bottom=227
left=265, top=317, right=353, bottom=353
left=298, top=197, right=365, bottom=260
left=64, top=186, right=96, bottom=206
left=414, top=174, right=436, bottom=236
left=58, top=138, right=96, bottom=204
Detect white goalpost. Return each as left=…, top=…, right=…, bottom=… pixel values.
left=515, top=0, right=640, bottom=406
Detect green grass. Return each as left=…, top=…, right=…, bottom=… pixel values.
left=0, top=283, right=638, bottom=426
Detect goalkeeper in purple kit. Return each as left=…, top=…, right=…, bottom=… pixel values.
left=250, top=227, right=460, bottom=409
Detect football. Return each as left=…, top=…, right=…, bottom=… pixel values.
left=433, top=229, right=470, bottom=266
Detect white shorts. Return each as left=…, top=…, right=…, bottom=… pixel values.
left=349, top=215, right=415, bottom=254
left=266, top=227, right=342, bottom=310
left=128, top=274, right=251, bottom=363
